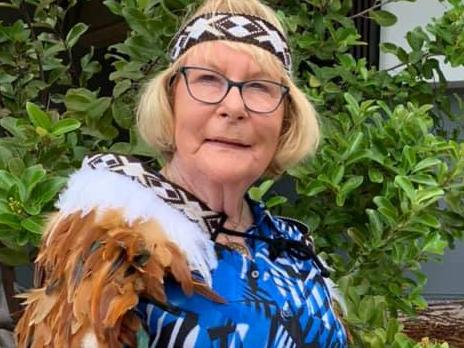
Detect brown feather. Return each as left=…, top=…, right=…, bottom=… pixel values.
left=15, top=208, right=222, bottom=347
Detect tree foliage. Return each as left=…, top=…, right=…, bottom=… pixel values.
left=0, top=0, right=463, bottom=346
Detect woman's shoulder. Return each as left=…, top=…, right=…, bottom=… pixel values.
left=55, top=152, right=218, bottom=280
left=56, top=152, right=162, bottom=220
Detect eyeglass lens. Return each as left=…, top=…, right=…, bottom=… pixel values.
left=182, top=67, right=287, bottom=113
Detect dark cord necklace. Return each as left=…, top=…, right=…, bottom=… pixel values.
left=217, top=227, right=330, bottom=278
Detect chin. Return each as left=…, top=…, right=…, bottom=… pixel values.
left=201, top=163, right=261, bottom=185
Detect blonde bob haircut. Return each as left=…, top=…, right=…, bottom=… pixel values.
left=137, top=0, right=320, bottom=177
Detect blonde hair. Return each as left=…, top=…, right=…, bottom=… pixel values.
left=137, top=0, right=320, bottom=177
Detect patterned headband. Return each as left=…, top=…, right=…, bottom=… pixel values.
left=170, top=13, right=292, bottom=73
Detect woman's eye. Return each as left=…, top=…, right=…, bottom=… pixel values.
left=196, top=73, right=221, bottom=83
left=247, top=82, right=271, bottom=93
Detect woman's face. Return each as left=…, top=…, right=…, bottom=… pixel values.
left=171, top=42, right=285, bottom=184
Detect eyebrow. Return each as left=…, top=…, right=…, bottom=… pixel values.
left=200, top=60, right=273, bottom=80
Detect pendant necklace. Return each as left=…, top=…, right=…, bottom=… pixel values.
left=223, top=233, right=251, bottom=258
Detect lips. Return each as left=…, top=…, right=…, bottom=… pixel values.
left=205, top=137, right=251, bottom=148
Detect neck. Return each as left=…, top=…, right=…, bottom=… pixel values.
left=161, top=157, right=253, bottom=231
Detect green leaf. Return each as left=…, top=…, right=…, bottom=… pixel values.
left=423, top=234, right=447, bottom=254
left=411, top=213, right=440, bottom=229
left=309, top=75, right=321, bottom=88
left=113, top=79, right=132, bottom=98
left=401, top=145, right=415, bottom=168
left=344, top=93, right=360, bottom=113
left=373, top=196, right=398, bottom=225
left=335, top=192, right=346, bottom=207
left=394, top=176, right=415, bottom=201
left=340, top=176, right=363, bottom=196
left=386, top=318, right=401, bottom=343
left=87, top=97, right=111, bottom=120
left=103, top=0, right=122, bottom=15
left=0, top=170, right=17, bottom=190
left=112, top=101, right=133, bottom=129
left=337, top=53, right=356, bottom=69
left=323, top=82, right=341, bottom=94
left=109, top=142, right=132, bottom=154
left=347, top=227, right=365, bottom=247
left=303, top=180, right=327, bottom=197
left=0, top=73, right=17, bottom=84
left=8, top=157, right=25, bottom=177
left=367, top=209, right=383, bottom=241
left=121, top=7, right=151, bottom=37
left=380, top=42, right=398, bottom=55
left=26, top=102, right=52, bottom=131
left=51, top=118, right=81, bottom=136
left=266, top=196, right=288, bottom=209
left=412, top=158, right=441, bottom=173
left=358, top=296, right=376, bottom=322
left=65, top=23, right=88, bottom=48
left=407, top=28, right=425, bottom=51
left=31, top=177, right=67, bottom=206
left=369, top=10, right=397, bottom=27
left=409, top=174, right=438, bottom=186
left=368, top=167, right=384, bottom=183
left=65, top=88, right=95, bottom=112
left=342, top=132, right=363, bottom=159
left=0, top=116, right=26, bottom=139
left=415, top=187, right=444, bottom=205
left=0, top=213, right=21, bottom=229
left=331, top=165, right=345, bottom=186
left=21, top=165, right=46, bottom=195
left=21, top=215, right=44, bottom=234
left=249, top=180, right=274, bottom=201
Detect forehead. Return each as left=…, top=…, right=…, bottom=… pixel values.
left=181, top=41, right=285, bottom=80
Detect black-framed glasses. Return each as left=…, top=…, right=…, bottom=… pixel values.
left=178, top=66, right=289, bottom=114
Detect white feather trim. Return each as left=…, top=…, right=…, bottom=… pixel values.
left=56, top=168, right=217, bottom=286
left=323, top=277, right=347, bottom=315
left=81, top=331, right=99, bottom=348
left=317, top=256, right=347, bottom=315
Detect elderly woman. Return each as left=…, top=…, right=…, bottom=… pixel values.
left=16, top=0, right=347, bottom=347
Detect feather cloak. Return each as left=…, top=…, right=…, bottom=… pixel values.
left=15, top=167, right=222, bottom=348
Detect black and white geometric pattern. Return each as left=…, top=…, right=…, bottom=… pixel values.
left=170, top=13, right=292, bottom=73
left=84, top=153, right=226, bottom=235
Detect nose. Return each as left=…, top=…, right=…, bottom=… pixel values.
left=218, top=85, right=248, bottom=120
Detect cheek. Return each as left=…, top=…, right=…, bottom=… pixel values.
left=253, top=116, right=283, bottom=162
left=262, top=111, right=284, bottom=147
left=173, top=116, right=203, bottom=154
left=172, top=85, right=204, bottom=151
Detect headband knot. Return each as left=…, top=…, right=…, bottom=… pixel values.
left=170, top=13, right=292, bottom=73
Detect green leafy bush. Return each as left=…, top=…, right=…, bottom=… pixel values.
left=0, top=0, right=463, bottom=346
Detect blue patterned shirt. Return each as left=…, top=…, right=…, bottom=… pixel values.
left=135, top=200, right=347, bottom=347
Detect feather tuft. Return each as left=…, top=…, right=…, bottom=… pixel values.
left=15, top=209, right=221, bottom=347
left=56, top=168, right=218, bottom=284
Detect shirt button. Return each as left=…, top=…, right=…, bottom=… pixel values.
left=280, top=308, right=292, bottom=320
left=251, top=270, right=260, bottom=279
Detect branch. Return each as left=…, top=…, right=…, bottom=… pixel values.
left=350, top=0, right=396, bottom=19
left=55, top=3, right=81, bottom=87
left=21, top=0, right=49, bottom=106
left=383, top=53, right=440, bottom=72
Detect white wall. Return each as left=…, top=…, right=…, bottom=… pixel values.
left=381, top=1, right=464, bottom=298
left=380, top=0, right=464, bottom=82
